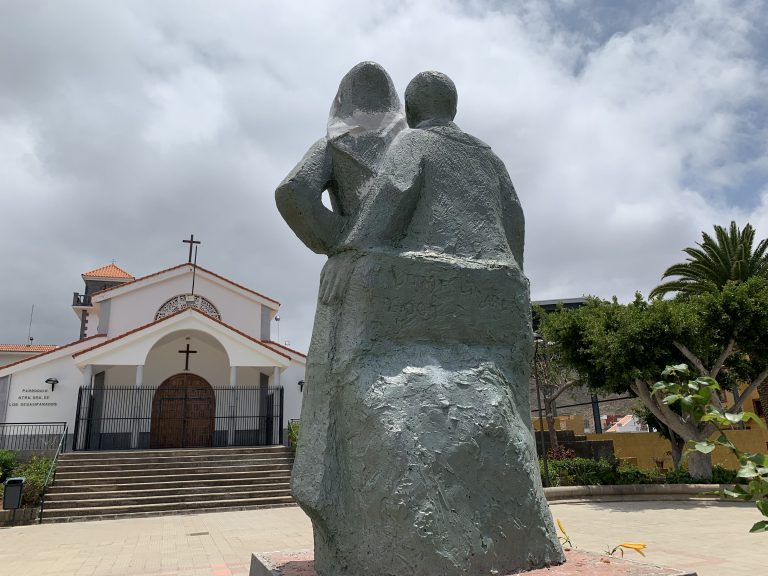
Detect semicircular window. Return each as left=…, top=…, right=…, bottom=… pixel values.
left=155, top=294, right=221, bottom=321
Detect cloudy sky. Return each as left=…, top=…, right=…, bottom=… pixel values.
left=1, top=0, right=767, bottom=352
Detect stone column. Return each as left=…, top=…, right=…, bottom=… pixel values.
left=228, top=366, right=238, bottom=446
left=132, top=365, right=144, bottom=449
left=82, top=364, right=93, bottom=388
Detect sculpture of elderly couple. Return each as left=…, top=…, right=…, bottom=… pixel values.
left=276, top=62, right=564, bottom=576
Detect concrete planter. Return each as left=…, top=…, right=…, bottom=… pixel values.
left=544, top=484, right=731, bottom=502
left=0, top=506, right=40, bottom=526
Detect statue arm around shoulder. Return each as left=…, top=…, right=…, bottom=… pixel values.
left=275, top=138, right=344, bottom=255
left=497, top=158, right=525, bottom=269
left=341, top=131, right=424, bottom=251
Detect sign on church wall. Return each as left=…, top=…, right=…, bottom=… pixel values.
left=6, top=387, right=58, bottom=409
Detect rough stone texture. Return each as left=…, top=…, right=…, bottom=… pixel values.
left=276, top=64, right=564, bottom=575
left=250, top=550, right=697, bottom=576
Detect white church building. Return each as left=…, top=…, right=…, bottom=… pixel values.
left=0, top=260, right=306, bottom=451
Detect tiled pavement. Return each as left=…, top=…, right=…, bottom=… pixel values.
left=0, top=500, right=762, bottom=576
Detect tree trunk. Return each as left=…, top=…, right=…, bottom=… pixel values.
left=758, top=380, right=768, bottom=427
left=668, top=431, right=685, bottom=471
left=685, top=449, right=713, bottom=481
left=545, top=398, right=558, bottom=452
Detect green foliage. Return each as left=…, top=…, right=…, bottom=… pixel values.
left=0, top=449, right=18, bottom=483
left=287, top=420, right=300, bottom=450
left=663, top=468, right=695, bottom=484
left=650, top=221, right=768, bottom=299
left=547, top=446, right=576, bottom=460
left=10, top=455, right=55, bottom=507
left=712, top=464, right=739, bottom=484
left=544, top=458, right=658, bottom=487
left=656, top=365, right=768, bottom=533
left=543, top=457, right=740, bottom=487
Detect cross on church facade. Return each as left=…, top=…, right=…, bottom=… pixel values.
left=178, top=343, right=197, bottom=371
left=183, top=234, right=201, bottom=263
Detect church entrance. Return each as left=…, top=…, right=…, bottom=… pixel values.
left=150, top=373, right=215, bottom=449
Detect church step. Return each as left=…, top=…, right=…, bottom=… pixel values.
left=42, top=502, right=296, bottom=523
left=48, top=475, right=292, bottom=493
left=43, top=487, right=293, bottom=509
left=55, top=461, right=292, bottom=479
left=61, top=446, right=291, bottom=460
left=55, top=457, right=293, bottom=473
left=56, top=450, right=292, bottom=466
left=44, top=444, right=295, bottom=522
left=45, top=481, right=291, bottom=501
left=52, top=467, right=291, bottom=487
left=41, top=495, right=295, bottom=518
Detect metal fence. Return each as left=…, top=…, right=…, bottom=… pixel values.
left=0, top=422, right=68, bottom=455
left=73, top=385, right=284, bottom=451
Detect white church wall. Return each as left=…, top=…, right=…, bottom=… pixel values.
left=0, top=353, right=40, bottom=367
left=103, top=272, right=267, bottom=340
left=144, top=334, right=230, bottom=389
left=3, top=355, right=83, bottom=432
left=84, top=310, right=100, bottom=338
left=280, top=362, right=306, bottom=423
left=104, top=365, right=136, bottom=388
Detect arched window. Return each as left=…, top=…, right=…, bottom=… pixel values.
left=155, top=294, right=221, bottom=321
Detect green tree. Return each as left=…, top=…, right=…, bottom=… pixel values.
left=532, top=335, right=580, bottom=452
left=541, top=279, right=768, bottom=481
left=649, top=221, right=768, bottom=299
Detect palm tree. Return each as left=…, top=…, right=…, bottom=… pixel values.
left=649, top=221, right=768, bottom=299
left=651, top=221, right=768, bottom=426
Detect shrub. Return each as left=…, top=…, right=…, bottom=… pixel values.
left=10, top=455, right=54, bottom=507
left=615, top=463, right=654, bottom=485
left=544, top=457, right=657, bottom=486
left=664, top=468, right=695, bottom=484
left=711, top=464, right=739, bottom=484
left=545, top=457, right=616, bottom=486
left=547, top=446, right=576, bottom=460
left=0, top=449, right=17, bottom=483
left=287, top=420, right=300, bottom=450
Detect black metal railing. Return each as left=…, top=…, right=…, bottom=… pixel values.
left=72, top=292, right=91, bottom=307
left=37, top=425, right=69, bottom=523
left=0, top=422, right=68, bottom=456
left=73, top=385, right=284, bottom=451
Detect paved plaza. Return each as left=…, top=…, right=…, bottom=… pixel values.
left=0, top=501, right=761, bottom=576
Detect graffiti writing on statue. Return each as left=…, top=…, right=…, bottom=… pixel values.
left=8, top=388, right=58, bottom=408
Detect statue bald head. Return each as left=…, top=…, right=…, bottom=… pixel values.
left=404, top=71, right=457, bottom=128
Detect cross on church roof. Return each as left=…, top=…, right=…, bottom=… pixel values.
left=178, top=343, right=197, bottom=371
left=183, top=234, right=201, bottom=263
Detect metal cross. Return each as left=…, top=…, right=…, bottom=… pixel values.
left=183, top=234, right=201, bottom=263
left=178, top=343, right=198, bottom=371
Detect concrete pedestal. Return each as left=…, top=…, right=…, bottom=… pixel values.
left=250, top=549, right=697, bottom=576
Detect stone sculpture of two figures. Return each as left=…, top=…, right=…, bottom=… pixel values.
left=276, top=62, right=564, bottom=576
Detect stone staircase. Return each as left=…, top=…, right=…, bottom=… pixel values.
left=41, top=446, right=294, bottom=522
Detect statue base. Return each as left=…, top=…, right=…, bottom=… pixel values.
left=249, top=549, right=697, bottom=576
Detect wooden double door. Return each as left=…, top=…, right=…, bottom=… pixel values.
left=150, top=373, right=215, bottom=449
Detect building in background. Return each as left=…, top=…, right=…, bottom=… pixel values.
left=0, top=261, right=305, bottom=451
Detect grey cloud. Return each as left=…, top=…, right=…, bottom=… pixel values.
left=0, top=0, right=766, bottom=353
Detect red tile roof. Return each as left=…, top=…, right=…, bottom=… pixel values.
left=90, top=263, right=280, bottom=306
left=0, top=335, right=106, bottom=372
left=0, top=344, right=59, bottom=353
left=82, top=263, right=134, bottom=280
left=72, top=308, right=290, bottom=361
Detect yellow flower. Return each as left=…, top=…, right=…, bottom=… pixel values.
left=617, top=543, right=647, bottom=557
left=556, top=519, right=567, bottom=535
